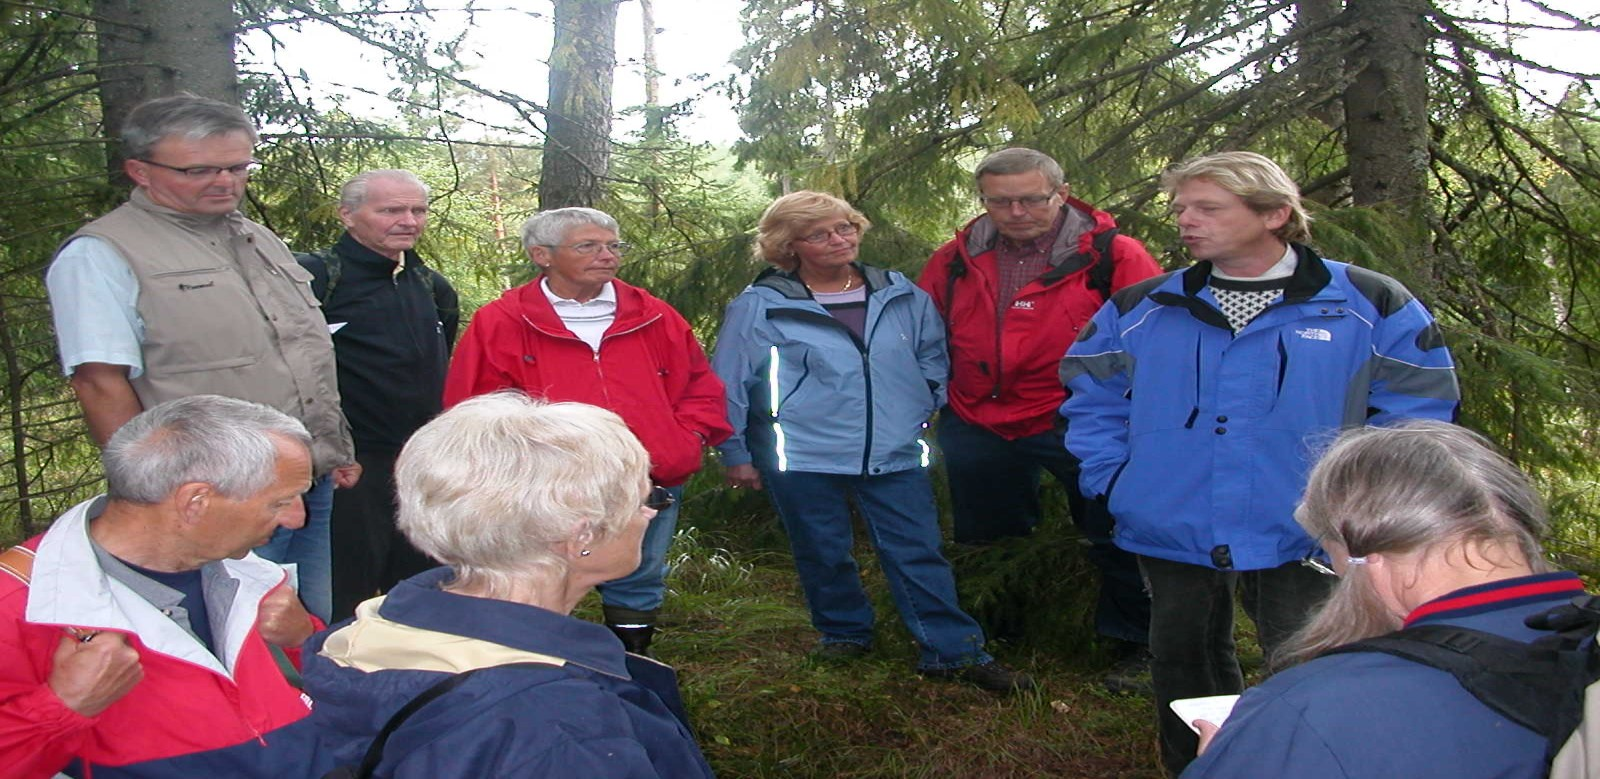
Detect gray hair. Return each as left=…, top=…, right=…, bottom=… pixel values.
left=1160, top=151, right=1313, bottom=244
left=339, top=169, right=430, bottom=210
left=103, top=395, right=312, bottom=504
left=394, top=392, right=651, bottom=596
left=520, top=207, right=619, bottom=251
left=974, top=148, right=1066, bottom=190
left=1280, top=420, right=1550, bottom=667
left=121, top=93, right=259, bottom=162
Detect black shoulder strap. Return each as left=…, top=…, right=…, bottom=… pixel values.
left=941, top=253, right=967, bottom=322
left=420, top=264, right=457, bottom=322
left=1085, top=227, right=1119, bottom=303
left=326, top=661, right=555, bottom=779
left=296, top=250, right=339, bottom=305
left=1328, top=618, right=1595, bottom=761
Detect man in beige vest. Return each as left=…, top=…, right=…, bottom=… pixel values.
left=45, top=93, right=358, bottom=622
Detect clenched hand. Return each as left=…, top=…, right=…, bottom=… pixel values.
left=48, top=632, right=143, bottom=717
left=257, top=585, right=316, bottom=647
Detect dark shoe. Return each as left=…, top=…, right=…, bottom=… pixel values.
left=813, top=642, right=870, bottom=662
left=603, top=605, right=658, bottom=655
left=1102, top=646, right=1154, bottom=695
left=922, top=660, right=1038, bottom=694
left=607, top=623, right=656, bottom=656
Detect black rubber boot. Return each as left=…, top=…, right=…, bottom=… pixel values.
left=603, top=605, right=658, bottom=656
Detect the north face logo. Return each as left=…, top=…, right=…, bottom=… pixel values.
left=1012, top=300, right=1035, bottom=310
left=1297, top=328, right=1332, bottom=342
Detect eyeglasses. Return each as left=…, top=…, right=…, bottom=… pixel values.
left=546, top=241, right=631, bottom=256
left=138, top=159, right=261, bottom=179
left=644, top=485, right=675, bottom=512
left=979, top=193, right=1055, bottom=209
left=796, top=223, right=859, bottom=244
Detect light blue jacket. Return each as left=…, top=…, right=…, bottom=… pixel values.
left=712, top=264, right=947, bottom=476
left=1061, top=245, right=1459, bottom=570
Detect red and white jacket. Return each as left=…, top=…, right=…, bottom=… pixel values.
left=443, top=278, right=732, bottom=486
left=0, top=497, right=319, bottom=779
left=919, top=201, right=1162, bottom=440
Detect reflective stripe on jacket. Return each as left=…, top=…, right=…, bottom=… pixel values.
left=1061, top=245, right=1459, bottom=570
left=713, top=264, right=946, bottom=476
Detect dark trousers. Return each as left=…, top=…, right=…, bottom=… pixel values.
left=1140, top=555, right=1335, bottom=776
left=936, top=408, right=1150, bottom=645
left=330, top=448, right=436, bottom=622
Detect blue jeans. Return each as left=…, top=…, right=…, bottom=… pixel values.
left=255, top=473, right=333, bottom=622
left=1140, top=555, right=1335, bottom=776
left=760, top=467, right=991, bottom=671
left=936, top=408, right=1151, bottom=645
left=597, top=484, right=683, bottom=613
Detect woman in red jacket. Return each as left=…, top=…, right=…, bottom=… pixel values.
left=442, top=208, right=731, bottom=655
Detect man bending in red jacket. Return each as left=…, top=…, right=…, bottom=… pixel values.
left=0, top=395, right=322, bottom=778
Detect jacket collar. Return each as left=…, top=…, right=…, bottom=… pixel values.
left=370, top=567, right=631, bottom=679
left=751, top=262, right=895, bottom=301
left=509, top=276, right=650, bottom=331
left=335, top=231, right=422, bottom=271
left=128, top=186, right=245, bottom=237
left=1178, top=242, right=1334, bottom=302
left=27, top=496, right=287, bottom=676
left=958, top=197, right=1110, bottom=265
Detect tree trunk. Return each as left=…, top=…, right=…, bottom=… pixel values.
left=539, top=0, right=618, bottom=210
left=94, top=0, right=239, bottom=182
left=1342, top=0, right=1434, bottom=275
left=1295, top=0, right=1348, bottom=207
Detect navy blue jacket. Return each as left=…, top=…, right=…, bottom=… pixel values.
left=1061, top=246, right=1459, bottom=570
left=302, top=569, right=713, bottom=778
left=1184, top=572, right=1587, bottom=778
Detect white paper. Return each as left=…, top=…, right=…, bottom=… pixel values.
left=328, top=322, right=347, bottom=334
left=1170, top=694, right=1241, bottom=734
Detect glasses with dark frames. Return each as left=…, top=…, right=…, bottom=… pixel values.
left=138, top=159, right=262, bottom=179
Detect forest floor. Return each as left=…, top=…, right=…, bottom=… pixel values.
left=583, top=487, right=1178, bottom=779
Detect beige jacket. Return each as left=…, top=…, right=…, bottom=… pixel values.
left=67, top=188, right=353, bottom=474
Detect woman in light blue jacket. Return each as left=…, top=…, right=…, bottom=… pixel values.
left=711, top=191, right=1032, bottom=694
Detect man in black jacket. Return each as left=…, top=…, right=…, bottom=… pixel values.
left=299, top=169, right=459, bottom=621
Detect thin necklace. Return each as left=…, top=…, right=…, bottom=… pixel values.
left=805, top=272, right=855, bottom=294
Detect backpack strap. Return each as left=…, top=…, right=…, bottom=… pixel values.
left=295, top=250, right=340, bottom=305
left=1330, top=619, right=1596, bottom=762
left=0, top=545, right=35, bottom=585
left=1084, top=227, right=1119, bottom=303
left=328, top=661, right=559, bottom=779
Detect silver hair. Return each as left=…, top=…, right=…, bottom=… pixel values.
left=394, top=392, right=651, bottom=596
left=103, top=395, right=312, bottom=504
left=974, top=147, right=1066, bottom=190
left=1279, top=420, right=1550, bottom=668
left=519, top=207, right=619, bottom=251
left=339, top=169, right=431, bottom=210
left=121, top=93, right=259, bottom=162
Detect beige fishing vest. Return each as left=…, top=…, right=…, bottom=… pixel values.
left=66, top=189, right=353, bottom=474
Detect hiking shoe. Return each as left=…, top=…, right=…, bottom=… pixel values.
left=1102, top=646, right=1154, bottom=695
left=813, top=642, right=870, bottom=662
left=922, top=661, right=1038, bottom=694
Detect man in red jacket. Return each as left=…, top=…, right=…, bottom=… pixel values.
left=443, top=207, right=731, bottom=655
left=0, top=395, right=322, bottom=779
left=919, top=148, right=1160, bottom=684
